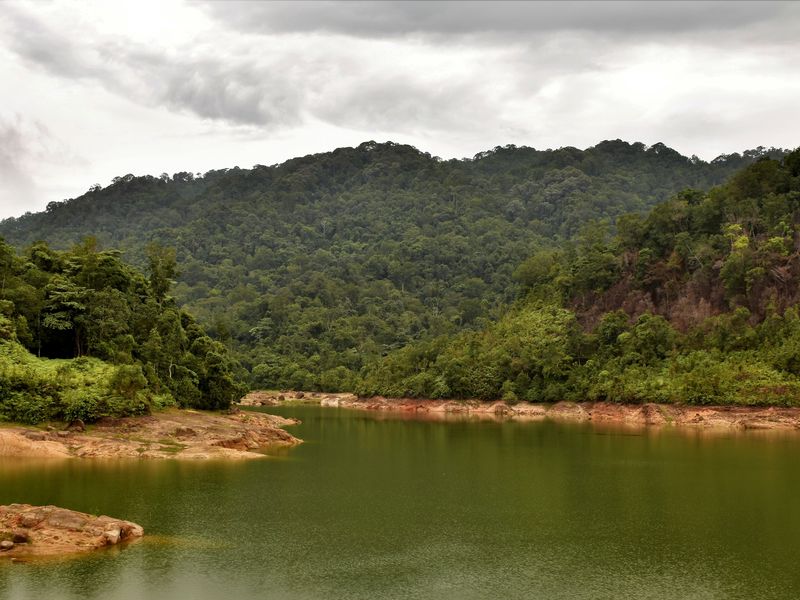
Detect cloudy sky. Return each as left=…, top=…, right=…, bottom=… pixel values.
left=1, top=0, right=799, bottom=219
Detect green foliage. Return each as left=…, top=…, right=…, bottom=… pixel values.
left=0, top=141, right=780, bottom=389
left=358, top=302, right=580, bottom=401
left=0, top=241, right=244, bottom=423
left=362, top=150, right=800, bottom=407
left=0, top=142, right=797, bottom=405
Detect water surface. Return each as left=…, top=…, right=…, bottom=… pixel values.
left=1, top=406, right=799, bottom=599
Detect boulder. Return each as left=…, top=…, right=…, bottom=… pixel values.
left=103, top=528, right=121, bottom=545
left=12, top=530, right=29, bottom=543
left=67, top=419, right=86, bottom=432
left=19, top=511, right=44, bottom=528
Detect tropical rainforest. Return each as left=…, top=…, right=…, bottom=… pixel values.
left=0, top=238, right=244, bottom=423
left=1, top=140, right=799, bottom=414
left=359, top=148, right=800, bottom=405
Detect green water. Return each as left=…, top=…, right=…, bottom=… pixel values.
left=1, top=406, right=799, bottom=599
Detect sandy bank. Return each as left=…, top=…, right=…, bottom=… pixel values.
left=241, top=391, right=800, bottom=432
left=0, top=409, right=301, bottom=460
left=0, top=504, right=143, bottom=559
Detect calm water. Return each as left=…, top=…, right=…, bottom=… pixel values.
left=1, top=406, right=799, bottom=600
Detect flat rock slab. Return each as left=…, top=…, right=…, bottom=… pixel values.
left=0, top=504, right=143, bottom=558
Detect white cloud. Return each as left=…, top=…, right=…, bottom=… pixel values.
left=0, top=0, right=798, bottom=219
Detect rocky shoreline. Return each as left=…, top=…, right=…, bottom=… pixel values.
left=0, top=408, right=301, bottom=460
left=241, top=391, right=800, bottom=432
left=0, top=504, right=143, bottom=559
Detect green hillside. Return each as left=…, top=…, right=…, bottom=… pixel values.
left=359, top=150, right=800, bottom=406
left=0, top=140, right=787, bottom=390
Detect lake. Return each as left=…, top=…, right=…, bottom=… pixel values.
left=1, top=405, right=799, bottom=599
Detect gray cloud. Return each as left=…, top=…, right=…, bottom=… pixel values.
left=133, top=52, right=305, bottom=128
left=0, top=117, right=38, bottom=215
left=4, top=9, right=104, bottom=80
left=0, top=0, right=798, bottom=220
left=4, top=1, right=799, bottom=140
left=203, top=1, right=798, bottom=40
left=0, top=4, right=516, bottom=133
left=1, top=6, right=305, bottom=129
left=0, top=115, right=85, bottom=217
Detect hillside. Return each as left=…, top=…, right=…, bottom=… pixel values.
left=359, top=150, right=800, bottom=405
left=0, top=140, right=787, bottom=389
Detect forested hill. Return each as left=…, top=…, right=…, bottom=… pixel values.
left=0, top=140, right=787, bottom=390
left=359, top=149, right=800, bottom=406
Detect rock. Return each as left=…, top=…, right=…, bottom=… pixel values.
left=103, top=528, right=121, bottom=545
left=212, top=435, right=248, bottom=451
left=278, top=394, right=285, bottom=401
left=641, top=403, right=668, bottom=426
left=45, top=510, right=88, bottom=531
left=547, top=402, right=590, bottom=422
left=491, top=402, right=510, bottom=416
left=56, top=430, right=71, bottom=438
left=19, top=512, right=43, bottom=528
left=174, top=427, right=196, bottom=438
left=0, top=504, right=144, bottom=558
left=12, top=530, right=29, bottom=543
left=67, top=419, right=85, bottom=432
left=296, top=392, right=305, bottom=399
left=22, top=431, right=46, bottom=441
left=742, top=419, right=777, bottom=430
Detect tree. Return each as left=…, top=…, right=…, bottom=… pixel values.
left=146, top=243, right=178, bottom=303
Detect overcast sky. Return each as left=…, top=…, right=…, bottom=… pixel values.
left=1, top=0, right=799, bottom=219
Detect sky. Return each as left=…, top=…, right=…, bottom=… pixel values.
left=0, top=1, right=799, bottom=219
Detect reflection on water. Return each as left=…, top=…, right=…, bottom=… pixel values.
left=1, top=406, right=799, bottom=599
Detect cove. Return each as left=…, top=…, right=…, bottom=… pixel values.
left=1, top=405, right=799, bottom=599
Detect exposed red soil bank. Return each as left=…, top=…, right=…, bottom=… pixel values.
left=241, top=391, right=800, bottom=432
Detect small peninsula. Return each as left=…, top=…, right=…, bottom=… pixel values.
left=0, top=409, right=300, bottom=460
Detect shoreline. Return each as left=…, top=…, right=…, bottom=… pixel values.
left=241, top=391, right=800, bottom=432
left=0, top=408, right=301, bottom=460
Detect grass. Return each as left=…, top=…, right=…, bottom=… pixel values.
left=157, top=443, right=187, bottom=454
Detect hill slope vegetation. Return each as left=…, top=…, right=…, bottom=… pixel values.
left=359, top=149, right=800, bottom=406
left=0, top=140, right=785, bottom=390
left=0, top=240, right=243, bottom=423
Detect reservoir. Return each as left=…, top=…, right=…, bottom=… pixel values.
left=1, top=405, right=799, bottom=599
